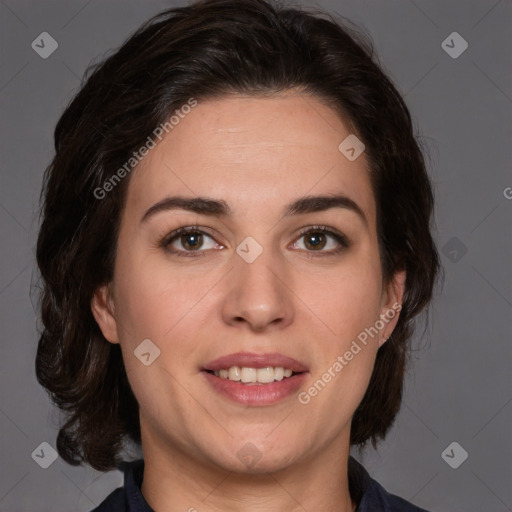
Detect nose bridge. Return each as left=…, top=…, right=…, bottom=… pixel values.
left=221, top=241, right=294, bottom=330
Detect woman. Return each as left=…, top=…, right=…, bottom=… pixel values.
left=35, top=0, right=440, bottom=510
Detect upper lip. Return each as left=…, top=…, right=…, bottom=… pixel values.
left=203, top=352, right=309, bottom=373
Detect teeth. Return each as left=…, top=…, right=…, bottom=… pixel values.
left=241, top=367, right=257, bottom=383
left=274, top=367, right=284, bottom=381
left=257, top=367, right=275, bottom=383
left=213, top=366, right=296, bottom=384
left=228, top=366, right=241, bottom=381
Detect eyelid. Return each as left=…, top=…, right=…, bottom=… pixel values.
left=292, top=225, right=350, bottom=252
left=161, top=224, right=350, bottom=257
left=161, top=225, right=222, bottom=257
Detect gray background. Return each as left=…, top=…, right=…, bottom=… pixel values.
left=0, top=0, right=511, bottom=511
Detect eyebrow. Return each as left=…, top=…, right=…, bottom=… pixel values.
left=141, top=193, right=367, bottom=226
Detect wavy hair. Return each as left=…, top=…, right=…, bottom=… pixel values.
left=35, top=0, right=440, bottom=472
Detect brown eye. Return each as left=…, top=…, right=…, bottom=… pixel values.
left=292, top=226, right=350, bottom=255
left=162, top=226, right=222, bottom=257
left=179, top=232, right=203, bottom=250
left=303, top=231, right=327, bottom=250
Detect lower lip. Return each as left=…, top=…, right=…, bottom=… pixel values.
left=202, top=371, right=308, bottom=406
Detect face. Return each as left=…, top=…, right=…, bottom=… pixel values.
left=92, top=91, right=405, bottom=475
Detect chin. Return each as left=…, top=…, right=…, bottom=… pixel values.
left=209, top=438, right=304, bottom=475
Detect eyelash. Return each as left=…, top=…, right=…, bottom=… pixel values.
left=160, top=225, right=350, bottom=258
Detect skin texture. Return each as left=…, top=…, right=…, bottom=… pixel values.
left=91, top=91, right=405, bottom=512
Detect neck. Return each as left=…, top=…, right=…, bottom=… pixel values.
left=140, top=427, right=356, bottom=512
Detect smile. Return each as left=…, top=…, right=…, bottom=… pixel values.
left=202, top=352, right=309, bottom=405
left=211, top=366, right=295, bottom=384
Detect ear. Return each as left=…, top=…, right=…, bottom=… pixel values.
left=378, top=270, right=406, bottom=347
left=91, top=284, right=119, bottom=344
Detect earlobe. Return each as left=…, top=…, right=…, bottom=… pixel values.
left=379, top=270, right=406, bottom=347
left=91, top=284, right=119, bottom=344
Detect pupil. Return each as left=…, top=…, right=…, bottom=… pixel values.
left=183, top=233, right=202, bottom=250
left=307, top=232, right=325, bottom=249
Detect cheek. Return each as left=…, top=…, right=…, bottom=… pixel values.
left=111, top=255, right=204, bottom=431
left=299, top=258, right=383, bottom=345
left=112, top=250, right=205, bottom=340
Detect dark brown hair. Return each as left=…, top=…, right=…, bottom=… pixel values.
left=35, top=0, right=440, bottom=472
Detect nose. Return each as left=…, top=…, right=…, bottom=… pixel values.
left=221, top=250, right=295, bottom=332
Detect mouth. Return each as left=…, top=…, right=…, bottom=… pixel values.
left=204, top=366, right=301, bottom=384
left=201, top=352, right=309, bottom=405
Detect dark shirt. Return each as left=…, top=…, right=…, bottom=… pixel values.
left=90, top=457, right=430, bottom=511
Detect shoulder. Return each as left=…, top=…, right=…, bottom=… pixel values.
left=89, top=487, right=126, bottom=512
left=359, top=480, right=431, bottom=512
left=350, top=457, right=432, bottom=512
left=88, top=459, right=151, bottom=512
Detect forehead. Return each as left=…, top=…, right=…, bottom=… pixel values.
left=124, top=92, right=376, bottom=227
